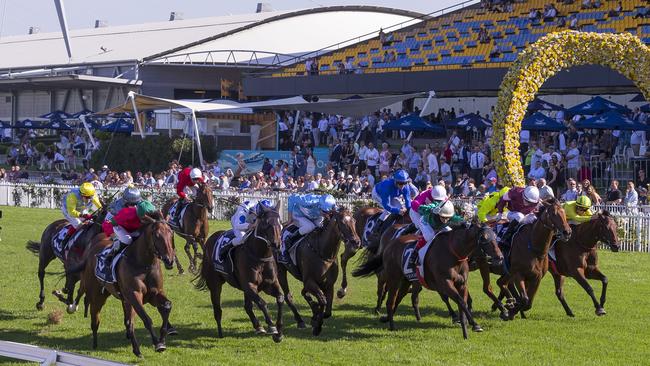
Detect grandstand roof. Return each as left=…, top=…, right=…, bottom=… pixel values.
left=0, top=6, right=423, bottom=71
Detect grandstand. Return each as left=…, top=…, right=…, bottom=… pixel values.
left=273, top=0, right=650, bottom=76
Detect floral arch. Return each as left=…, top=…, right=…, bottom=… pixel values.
left=492, top=31, right=650, bottom=187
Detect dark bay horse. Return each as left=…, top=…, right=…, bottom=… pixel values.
left=550, top=211, right=619, bottom=317
left=27, top=209, right=106, bottom=313
left=354, top=223, right=503, bottom=338
left=163, top=181, right=213, bottom=274
left=338, top=206, right=409, bottom=299
left=75, top=212, right=176, bottom=357
left=278, top=207, right=360, bottom=336
left=194, top=205, right=285, bottom=342
left=496, top=199, right=572, bottom=320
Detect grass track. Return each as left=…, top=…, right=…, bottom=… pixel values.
left=1, top=206, right=649, bottom=365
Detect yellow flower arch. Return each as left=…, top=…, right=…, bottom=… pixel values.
left=492, top=31, right=650, bottom=187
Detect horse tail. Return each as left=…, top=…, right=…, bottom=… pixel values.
left=26, top=240, right=40, bottom=255
left=352, top=254, right=383, bottom=278
left=193, top=238, right=213, bottom=291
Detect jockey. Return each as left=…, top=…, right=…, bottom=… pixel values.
left=287, top=193, right=336, bottom=240
left=417, top=200, right=464, bottom=244
left=563, top=196, right=593, bottom=225
left=410, top=185, right=447, bottom=243
left=62, top=182, right=102, bottom=230
left=371, top=169, right=412, bottom=236
left=100, top=200, right=157, bottom=279
left=476, top=187, right=510, bottom=223
left=231, top=199, right=274, bottom=246
left=539, top=185, right=555, bottom=201
left=105, top=186, right=142, bottom=222
left=496, top=186, right=541, bottom=244
left=174, top=166, right=204, bottom=222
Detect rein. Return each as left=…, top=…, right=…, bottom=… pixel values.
left=242, top=213, right=279, bottom=262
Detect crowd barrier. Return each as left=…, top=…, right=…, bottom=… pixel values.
left=1, top=183, right=649, bottom=252
left=0, top=340, right=129, bottom=366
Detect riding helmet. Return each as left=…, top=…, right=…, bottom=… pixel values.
left=319, top=194, right=337, bottom=212
left=190, top=168, right=203, bottom=179
left=393, top=169, right=409, bottom=183
left=431, top=185, right=447, bottom=201
left=576, top=195, right=592, bottom=209
left=438, top=201, right=455, bottom=218
left=79, top=182, right=96, bottom=197
left=123, top=187, right=142, bottom=205
left=523, top=186, right=540, bottom=203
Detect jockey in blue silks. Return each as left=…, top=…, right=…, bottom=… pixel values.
left=288, top=193, right=337, bottom=236
left=370, top=169, right=412, bottom=237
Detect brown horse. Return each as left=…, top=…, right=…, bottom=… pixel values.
left=75, top=212, right=176, bottom=357
left=163, top=181, right=213, bottom=274
left=354, top=223, right=503, bottom=338
left=550, top=211, right=619, bottom=317
left=27, top=209, right=106, bottom=313
left=194, top=204, right=284, bottom=342
left=278, top=207, right=360, bottom=336
left=338, top=206, right=410, bottom=299
left=496, top=198, right=572, bottom=320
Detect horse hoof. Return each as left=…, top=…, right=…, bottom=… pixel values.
left=452, top=317, right=461, bottom=324
left=374, top=308, right=381, bottom=315
left=66, top=304, right=77, bottom=314
left=472, top=325, right=483, bottom=332
left=567, top=312, right=575, bottom=318
left=312, top=325, right=322, bottom=336
left=177, top=269, right=185, bottom=275
left=297, top=321, right=307, bottom=329
left=268, top=326, right=278, bottom=334
left=272, top=334, right=283, bottom=343
left=255, top=327, right=267, bottom=335
left=323, top=312, right=332, bottom=319
left=596, top=308, right=607, bottom=316
left=135, top=352, right=143, bottom=358
left=336, top=288, right=347, bottom=299
left=499, top=312, right=510, bottom=321
left=167, top=327, right=178, bottom=336
left=379, top=315, right=389, bottom=323
left=155, top=343, right=166, bottom=352
left=36, top=302, right=44, bottom=311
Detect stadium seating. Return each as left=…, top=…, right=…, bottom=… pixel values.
left=276, top=0, right=650, bottom=76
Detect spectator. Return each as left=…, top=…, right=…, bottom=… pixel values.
left=625, top=181, right=639, bottom=206
left=566, top=140, right=580, bottom=180
left=528, top=160, right=546, bottom=180
left=439, top=157, right=452, bottom=184
left=606, top=180, right=623, bottom=204
left=561, top=178, right=579, bottom=201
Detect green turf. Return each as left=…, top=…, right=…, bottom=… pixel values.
left=1, top=206, right=649, bottom=365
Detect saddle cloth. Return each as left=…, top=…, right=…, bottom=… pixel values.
left=213, top=230, right=236, bottom=275
left=279, top=225, right=305, bottom=279
left=414, top=226, right=452, bottom=280
left=95, top=247, right=124, bottom=284
left=168, top=201, right=189, bottom=230
left=52, top=225, right=85, bottom=261
left=401, top=241, right=419, bottom=282
left=392, top=222, right=417, bottom=240
left=496, top=223, right=527, bottom=273
left=362, top=212, right=382, bottom=247
left=548, top=239, right=561, bottom=274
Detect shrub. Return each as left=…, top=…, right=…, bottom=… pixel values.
left=90, top=135, right=175, bottom=173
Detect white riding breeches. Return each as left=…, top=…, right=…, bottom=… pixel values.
left=231, top=215, right=251, bottom=245
left=232, top=229, right=248, bottom=245
left=62, top=208, right=82, bottom=229
left=113, top=226, right=133, bottom=245
left=507, top=211, right=536, bottom=225
left=409, top=209, right=435, bottom=243
left=294, top=215, right=323, bottom=235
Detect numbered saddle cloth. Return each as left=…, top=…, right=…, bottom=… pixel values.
left=362, top=212, right=382, bottom=247
left=401, top=241, right=419, bottom=282
left=95, top=246, right=124, bottom=284
left=279, top=225, right=305, bottom=279
left=213, top=230, right=236, bottom=275
left=392, top=222, right=418, bottom=240
left=52, top=225, right=84, bottom=261
left=167, top=201, right=189, bottom=230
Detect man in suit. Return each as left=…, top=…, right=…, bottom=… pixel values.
left=329, top=139, right=343, bottom=173
left=469, top=145, right=486, bottom=184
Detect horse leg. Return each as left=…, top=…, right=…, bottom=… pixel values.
left=439, top=293, right=459, bottom=323
left=64, top=275, right=79, bottom=313
left=174, top=254, right=185, bottom=275
left=574, top=268, right=605, bottom=316
left=337, top=245, right=356, bottom=299
left=440, top=279, right=475, bottom=339
left=208, top=280, right=225, bottom=337
left=481, top=266, right=509, bottom=320
left=383, top=280, right=405, bottom=331
left=586, top=267, right=608, bottom=310
left=278, top=266, right=305, bottom=328
left=89, top=291, right=108, bottom=350
left=411, top=283, right=423, bottom=322
left=123, top=291, right=165, bottom=352
left=552, top=271, right=574, bottom=317
left=184, top=240, right=195, bottom=273
left=36, top=251, right=55, bottom=310
left=152, top=293, right=173, bottom=343
left=301, top=281, right=326, bottom=336
left=243, top=294, right=264, bottom=334
left=324, top=263, right=338, bottom=319
left=122, top=302, right=142, bottom=357
left=245, top=289, right=276, bottom=335
left=266, top=282, right=285, bottom=343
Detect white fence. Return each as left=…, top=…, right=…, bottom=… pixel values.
left=1, top=182, right=649, bottom=252
left=0, top=340, right=130, bottom=365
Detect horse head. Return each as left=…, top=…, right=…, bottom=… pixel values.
left=595, top=210, right=619, bottom=252
left=253, top=203, right=283, bottom=249
left=142, top=211, right=175, bottom=269
left=540, top=198, right=572, bottom=241
left=195, top=182, right=214, bottom=212
left=473, top=222, right=504, bottom=267
left=330, top=207, right=361, bottom=249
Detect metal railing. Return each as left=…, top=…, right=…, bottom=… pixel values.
left=0, top=340, right=129, bottom=366
left=145, top=49, right=298, bottom=67
left=2, top=182, right=649, bottom=252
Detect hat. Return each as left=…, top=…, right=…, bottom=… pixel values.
left=347, top=175, right=353, bottom=179
left=489, top=177, right=497, bottom=183
left=101, top=165, right=108, bottom=170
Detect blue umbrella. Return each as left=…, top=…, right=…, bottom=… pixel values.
left=630, top=93, right=646, bottom=102
left=44, top=120, right=73, bottom=130
left=100, top=118, right=134, bottom=133
left=527, top=98, right=564, bottom=112
left=575, top=111, right=650, bottom=131
left=445, top=113, right=492, bottom=129
left=13, top=119, right=44, bottom=129
left=108, top=112, right=133, bottom=119
left=40, top=110, right=71, bottom=120
left=640, top=104, right=650, bottom=113
left=521, top=112, right=567, bottom=131
left=566, top=96, right=630, bottom=116
left=80, top=118, right=102, bottom=130
left=71, top=109, right=94, bottom=118
left=383, top=113, right=445, bottom=133
left=0, top=120, right=11, bottom=129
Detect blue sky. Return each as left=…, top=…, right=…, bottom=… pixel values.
left=0, top=0, right=474, bottom=36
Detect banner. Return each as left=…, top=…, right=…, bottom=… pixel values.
left=218, top=148, right=330, bottom=175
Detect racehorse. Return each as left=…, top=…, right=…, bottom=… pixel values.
left=74, top=211, right=176, bottom=357
left=163, top=181, right=213, bottom=274
left=338, top=206, right=410, bottom=299
left=27, top=209, right=106, bottom=313
left=549, top=211, right=619, bottom=317
left=496, top=198, right=572, bottom=320
left=194, top=204, right=285, bottom=342
left=278, top=207, right=360, bottom=336
left=353, top=223, right=503, bottom=338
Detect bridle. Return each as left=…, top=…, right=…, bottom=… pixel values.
left=244, top=210, right=282, bottom=262
left=331, top=209, right=358, bottom=249
left=451, top=225, right=495, bottom=263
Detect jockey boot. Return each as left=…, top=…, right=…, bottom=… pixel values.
left=376, top=213, right=398, bottom=238
left=500, top=220, right=519, bottom=248
left=174, top=198, right=185, bottom=225
left=61, top=226, right=78, bottom=250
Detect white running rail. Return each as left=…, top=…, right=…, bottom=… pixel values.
left=0, top=340, right=130, bottom=366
